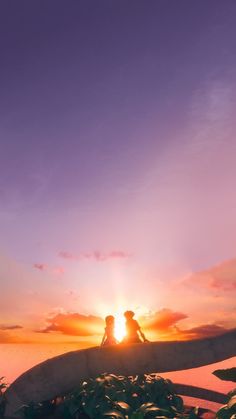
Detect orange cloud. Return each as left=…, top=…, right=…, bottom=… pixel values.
left=59, top=250, right=131, bottom=262
left=139, top=309, right=232, bottom=341
left=140, top=308, right=188, bottom=332
left=184, top=258, right=236, bottom=291
left=38, top=312, right=104, bottom=336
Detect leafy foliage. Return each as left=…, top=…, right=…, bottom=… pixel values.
left=0, top=377, right=7, bottom=418
left=216, top=393, right=236, bottom=418
left=212, top=367, right=236, bottom=418
left=16, top=373, right=206, bottom=419
left=213, top=368, right=236, bottom=383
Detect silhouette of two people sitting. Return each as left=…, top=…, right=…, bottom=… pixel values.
left=101, top=310, right=148, bottom=346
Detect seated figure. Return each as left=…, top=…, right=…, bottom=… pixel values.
left=122, top=310, right=149, bottom=344
left=101, top=315, right=117, bottom=346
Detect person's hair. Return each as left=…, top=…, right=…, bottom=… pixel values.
left=105, top=315, right=114, bottom=324
left=124, top=310, right=135, bottom=319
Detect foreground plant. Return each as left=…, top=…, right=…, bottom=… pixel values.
left=213, top=367, right=236, bottom=418
left=0, top=377, right=7, bottom=418
left=17, top=373, right=202, bottom=419
left=213, top=368, right=236, bottom=383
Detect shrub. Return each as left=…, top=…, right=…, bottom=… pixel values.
left=18, top=373, right=200, bottom=419
left=0, top=377, right=7, bottom=418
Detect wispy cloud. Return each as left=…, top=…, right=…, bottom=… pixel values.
left=0, top=324, right=23, bottom=330
left=33, top=263, right=65, bottom=276
left=59, top=250, right=131, bottom=262
left=187, top=79, right=233, bottom=153
left=34, top=263, right=48, bottom=271
left=183, top=258, right=236, bottom=292
left=175, top=324, right=228, bottom=340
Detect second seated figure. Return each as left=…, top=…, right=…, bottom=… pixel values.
left=101, top=315, right=118, bottom=346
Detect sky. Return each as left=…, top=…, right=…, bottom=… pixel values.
left=0, top=0, right=236, bottom=345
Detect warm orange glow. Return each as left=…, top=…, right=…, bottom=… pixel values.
left=114, top=315, right=126, bottom=342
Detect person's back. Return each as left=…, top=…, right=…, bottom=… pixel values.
left=104, top=324, right=116, bottom=344
left=123, top=310, right=148, bottom=344
left=101, top=315, right=117, bottom=346
left=126, top=318, right=141, bottom=343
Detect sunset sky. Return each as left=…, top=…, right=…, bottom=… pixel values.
left=0, top=1, right=236, bottom=346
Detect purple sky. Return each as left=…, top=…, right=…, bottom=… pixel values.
left=0, top=1, right=236, bottom=336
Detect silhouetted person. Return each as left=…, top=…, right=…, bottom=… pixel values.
left=101, top=315, right=118, bottom=346
left=122, top=310, right=149, bottom=343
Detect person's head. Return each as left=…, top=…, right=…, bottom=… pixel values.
left=124, top=310, right=135, bottom=320
left=105, top=315, right=115, bottom=326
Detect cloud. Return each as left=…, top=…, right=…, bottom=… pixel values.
left=140, top=308, right=188, bottom=332
left=38, top=312, right=104, bottom=336
left=33, top=263, right=65, bottom=276
left=139, top=309, right=231, bottom=340
left=184, top=258, right=236, bottom=292
left=186, top=80, right=233, bottom=155
left=59, top=250, right=131, bottom=262
left=34, top=263, right=48, bottom=271
left=0, top=324, right=23, bottom=330
left=176, top=324, right=228, bottom=340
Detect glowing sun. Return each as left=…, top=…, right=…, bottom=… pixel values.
left=114, top=315, right=126, bottom=342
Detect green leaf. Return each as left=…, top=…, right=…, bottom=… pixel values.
left=228, top=389, right=236, bottom=400
left=216, top=405, right=232, bottom=419
left=213, top=368, right=236, bottom=383
left=138, top=403, right=157, bottom=412
left=115, top=401, right=131, bottom=412
left=102, top=409, right=125, bottom=419
left=187, top=407, right=199, bottom=419
left=228, top=395, right=236, bottom=409
left=130, top=412, right=145, bottom=419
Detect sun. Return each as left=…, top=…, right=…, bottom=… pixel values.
left=114, top=315, right=126, bottom=342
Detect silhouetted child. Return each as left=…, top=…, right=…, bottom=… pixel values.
left=101, top=315, right=118, bottom=346
left=122, top=310, right=149, bottom=344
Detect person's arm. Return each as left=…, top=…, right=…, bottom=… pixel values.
left=139, top=329, right=149, bottom=342
left=101, top=331, right=106, bottom=346
left=136, top=322, right=149, bottom=342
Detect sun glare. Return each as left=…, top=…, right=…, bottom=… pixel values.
left=114, top=315, right=126, bottom=342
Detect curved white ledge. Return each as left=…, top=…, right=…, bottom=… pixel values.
left=5, top=329, right=236, bottom=417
